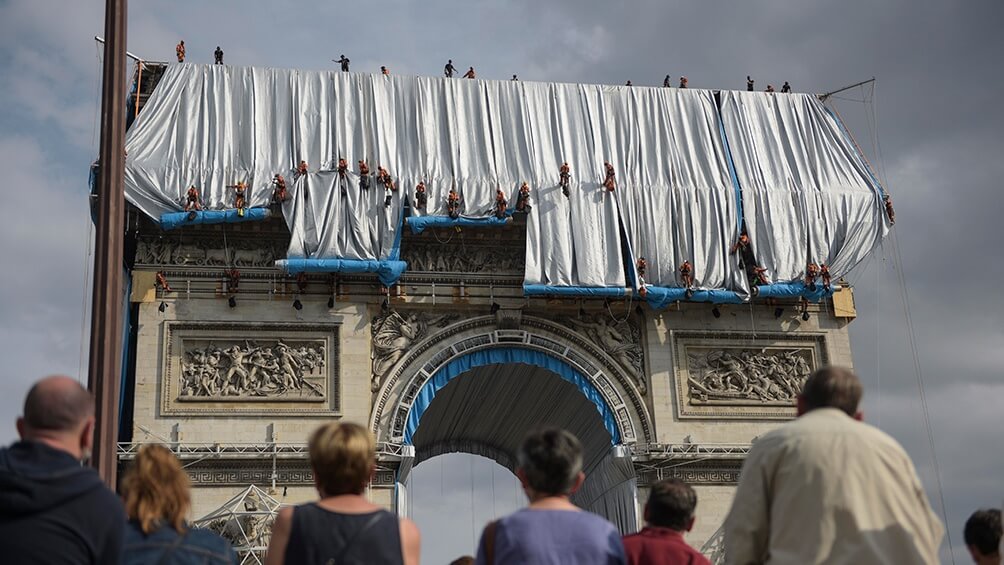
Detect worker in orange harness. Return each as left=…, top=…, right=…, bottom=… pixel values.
left=225, top=269, right=240, bottom=294
left=336, top=158, right=348, bottom=179
left=463, top=67, right=476, bottom=79
left=636, top=258, right=648, bottom=298
left=766, top=85, right=776, bottom=93
left=381, top=66, right=389, bottom=75
left=559, top=162, right=571, bottom=197
left=414, top=181, right=427, bottom=209
left=176, top=40, right=185, bottom=63
left=603, top=162, right=616, bottom=192
left=753, top=266, right=770, bottom=285
left=294, top=160, right=308, bottom=180
left=447, top=188, right=461, bottom=219
left=494, top=189, right=508, bottom=219
left=378, top=166, right=396, bottom=207
left=358, top=160, right=371, bottom=191
left=730, top=233, right=750, bottom=255
left=271, top=174, right=288, bottom=203
left=228, top=181, right=248, bottom=216
left=156, top=271, right=173, bottom=293
left=184, top=186, right=202, bottom=212
left=515, top=182, right=531, bottom=212
left=883, top=194, right=896, bottom=224
left=805, top=262, right=820, bottom=290
left=680, top=260, right=694, bottom=297
left=679, top=76, right=688, bottom=88
left=820, top=264, right=832, bottom=291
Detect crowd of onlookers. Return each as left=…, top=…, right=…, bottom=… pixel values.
left=0, top=369, right=1000, bottom=564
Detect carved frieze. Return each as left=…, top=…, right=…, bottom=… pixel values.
left=162, top=322, right=339, bottom=416
left=672, top=331, right=827, bottom=420
left=371, top=311, right=458, bottom=392
left=400, top=241, right=524, bottom=274
left=562, top=315, right=646, bottom=395
left=136, top=237, right=287, bottom=268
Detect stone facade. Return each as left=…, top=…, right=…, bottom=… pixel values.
left=123, top=217, right=856, bottom=552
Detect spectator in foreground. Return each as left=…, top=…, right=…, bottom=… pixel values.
left=0, top=375, right=126, bottom=563
left=622, top=478, right=710, bottom=565
left=265, top=422, right=420, bottom=565
left=723, top=366, right=944, bottom=564
left=964, top=509, right=1001, bottom=565
left=121, top=443, right=237, bottom=564
left=475, top=427, right=626, bottom=565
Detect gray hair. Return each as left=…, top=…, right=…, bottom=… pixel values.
left=517, top=428, right=583, bottom=495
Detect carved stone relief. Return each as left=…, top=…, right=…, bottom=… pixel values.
left=136, top=237, right=287, bottom=268
left=162, top=322, right=339, bottom=416
left=371, top=311, right=458, bottom=392
left=562, top=315, right=646, bottom=394
left=179, top=340, right=325, bottom=400
left=673, top=332, right=827, bottom=420
left=401, top=242, right=524, bottom=273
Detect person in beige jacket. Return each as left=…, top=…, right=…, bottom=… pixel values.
left=723, top=366, right=944, bottom=564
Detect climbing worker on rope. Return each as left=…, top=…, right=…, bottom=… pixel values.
left=228, top=181, right=248, bottom=217
left=378, top=167, right=396, bottom=207
left=883, top=194, right=896, bottom=224
left=680, top=260, right=694, bottom=298
left=294, top=160, right=308, bottom=181
left=820, top=264, right=832, bottom=291
left=603, top=162, right=616, bottom=192
left=414, top=181, right=427, bottom=210
left=559, top=162, right=571, bottom=197
left=358, top=160, right=371, bottom=191
left=516, top=182, right=531, bottom=212
left=463, top=66, right=476, bottom=79
left=730, top=233, right=751, bottom=255
left=444, top=59, right=456, bottom=78
left=176, top=40, right=185, bottom=63
left=753, top=266, right=770, bottom=285
left=805, top=262, right=820, bottom=291
left=494, top=188, right=508, bottom=219
left=636, top=258, right=648, bottom=298
left=447, top=188, right=461, bottom=219
left=336, top=158, right=349, bottom=196
left=184, top=186, right=202, bottom=213
left=271, top=174, right=288, bottom=203
left=156, top=271, right=172, bottom=293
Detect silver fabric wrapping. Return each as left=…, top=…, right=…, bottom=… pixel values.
left=720, top=91, right=890, bottom=282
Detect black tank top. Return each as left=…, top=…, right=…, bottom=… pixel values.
left=284, top=503, right=404, bottom=565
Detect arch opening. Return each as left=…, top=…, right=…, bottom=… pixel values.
left=400, top=356, right=638, bottom=532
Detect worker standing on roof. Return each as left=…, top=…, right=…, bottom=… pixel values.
left=679, top=76, right=688, bottom=88
left=444, top=60, right=456, bottom=78
left=463, top=67, right=476, bottom=79
left=333, top=55, right=350, bottom=72
left=747, top=76, right=754, bottom=91
left=512, top=74, right=519, bottom=81
left=176, top=40, right=185, bottom=63
left=766, top=84, right=775, bottom=93
left=381, top=66, right=389, bottom=75
left=214, top=46, right=223, bottom=65
left=781, top=81, right=791, bottom=93
left=663, top=75, right=671, bottom=87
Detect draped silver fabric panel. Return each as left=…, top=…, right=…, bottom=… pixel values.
left=610, top=88, right=744, bottom=292
left=720, top=92, right=890, bottom=282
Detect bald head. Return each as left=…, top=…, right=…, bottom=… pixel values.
left=798, top=366, right=863, bottom=417
left=22, top=376, right=94, bottom=433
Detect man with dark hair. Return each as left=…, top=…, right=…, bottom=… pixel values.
left=964, top=509, right=1001, bottom=564
left=475, top=428, right=626, bottom=564
left=0, top=376, right=126, bottom=563
left=622, top=479, right=710, bottom=564
left=724, top=367, right=943, bottom=564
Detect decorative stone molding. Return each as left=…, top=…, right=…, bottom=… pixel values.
left=179, top=460, right=395, bottom=488
left=161, top=322, right=340, bottom=416
left=671, top=331, right=828, bottom=420
left=560, top=314, right=646, bottom=394
left=370, top=314, right=653, bottom=446
left=400, top=240, right=525, bottom=274
left=634, top=461, right=742, bottom=486
left=136, top=236, right=288, bottom=269
left=371, top=311, right=459, bottom=392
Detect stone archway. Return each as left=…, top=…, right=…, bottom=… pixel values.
left=369, top=312, right=653, bottom=531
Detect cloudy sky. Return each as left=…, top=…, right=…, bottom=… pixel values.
left=1, top=0, right=1002, bottom=562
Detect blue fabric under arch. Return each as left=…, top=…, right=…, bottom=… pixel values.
left=160, top=208, right=270, bottom=230
left=404, top=347, right=621, bottom=445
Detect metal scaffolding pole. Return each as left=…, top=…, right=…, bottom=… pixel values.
left=88, top=0, right=128, bottom=487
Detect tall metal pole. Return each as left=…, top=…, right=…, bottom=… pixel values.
left=88, top=0, right=128, bottom=487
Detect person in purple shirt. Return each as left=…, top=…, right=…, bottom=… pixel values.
left=475, top=428, right=626, bottom=565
